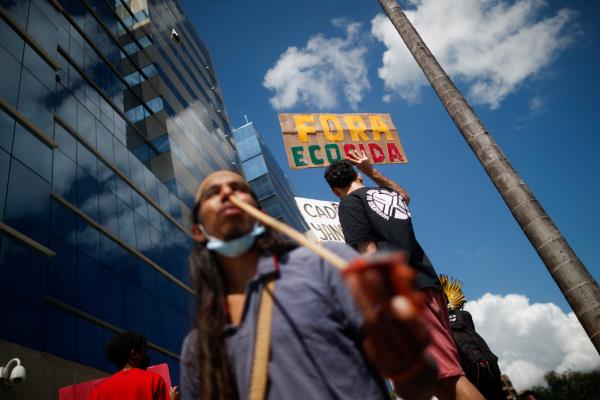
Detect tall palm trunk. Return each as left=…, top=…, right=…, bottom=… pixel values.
left=377, top=0, right=600, bottom=354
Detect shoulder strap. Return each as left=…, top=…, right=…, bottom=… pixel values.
left=248, top=278, right=276, bottom=400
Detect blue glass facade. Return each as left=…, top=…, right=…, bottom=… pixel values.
left=0, top=0, right=236, bottom=387
left=233, top=122, right=309, bottom=233
left=123, top=0, right=237, bottom=211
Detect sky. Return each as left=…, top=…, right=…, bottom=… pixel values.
left=179, top=0, right=600, bottom=389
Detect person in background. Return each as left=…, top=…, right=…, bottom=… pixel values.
left=324, top=150, right=484, bottom=400
left=179, top=170, right=438, bottom=400
left=440, top=275, right=505, bottom=400
left=88, top=331, right=179, bottom=400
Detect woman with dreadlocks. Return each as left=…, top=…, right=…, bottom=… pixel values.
left=179, top=171, right=437, bottom=400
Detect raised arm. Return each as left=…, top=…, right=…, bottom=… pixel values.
left=347, top=150, right=410, bottom=204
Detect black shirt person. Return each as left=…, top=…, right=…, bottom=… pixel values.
left=324, top=150, right=484, bottom=400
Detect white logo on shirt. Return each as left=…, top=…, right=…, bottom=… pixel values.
left=366, top=189, right=411, bottom=221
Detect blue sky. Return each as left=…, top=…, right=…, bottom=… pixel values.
left=179, top=0, right=599, bottom=318
left=183, top=0, right=600, bottom=311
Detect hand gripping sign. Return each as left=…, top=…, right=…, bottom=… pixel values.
left=279, top=113, right=408, bottom=170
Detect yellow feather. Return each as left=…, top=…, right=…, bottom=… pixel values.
left=439, top=274, right=466, bottom=311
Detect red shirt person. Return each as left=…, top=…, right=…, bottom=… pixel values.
left=88, top=331, right=177, bottom=400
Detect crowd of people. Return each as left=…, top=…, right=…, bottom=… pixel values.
left=90, top=151, right=507, bottom=399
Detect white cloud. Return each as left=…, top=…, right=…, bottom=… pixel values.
left=529, top=94, right=545, bottom=113
left=465, top=293, right=600, bottom=391
left=263, top=20, right=370, bottom=110
left=371, top=0, right=575, bottom=108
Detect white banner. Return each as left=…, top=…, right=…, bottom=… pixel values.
left=294, top=197, right=345, bottom=243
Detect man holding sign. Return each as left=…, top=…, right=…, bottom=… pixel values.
left=324, top=151, right=484, bottom=400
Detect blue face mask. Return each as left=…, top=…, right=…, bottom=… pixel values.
left=202, top=224, right=266, bottom=258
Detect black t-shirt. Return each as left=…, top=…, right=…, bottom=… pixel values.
left=338, top=186, right=441, bottom=291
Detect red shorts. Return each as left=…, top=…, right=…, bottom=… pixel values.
left=420, top=287, right=464, bottom=380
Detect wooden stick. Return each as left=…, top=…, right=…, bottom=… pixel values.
left=229, top=194, right=348, bottom=270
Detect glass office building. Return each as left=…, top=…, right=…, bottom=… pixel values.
left=233, top=122, right=309, bottom=233
left=0, top=0, right=236, bottom=396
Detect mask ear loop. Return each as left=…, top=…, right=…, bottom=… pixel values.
left=197, top=224, right=209, bottom=237
left=194, top=223, right=211, bottom=243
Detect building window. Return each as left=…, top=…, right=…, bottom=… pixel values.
left=248, top=174, right=273, bottom=201
left=236, top=135, right=261, bottom=161
left=120, top=35, right=153, bottom=59
left=125, top=96, right=163, bottom=123
left=259, top=195, right=282, bottom=219
left=241, top=155, right=267, bottom=181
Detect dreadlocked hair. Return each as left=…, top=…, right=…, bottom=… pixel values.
left=189, top=191, right=297, bottom=399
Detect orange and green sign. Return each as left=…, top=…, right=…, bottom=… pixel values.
left=278, top=113, right=408, bottom=170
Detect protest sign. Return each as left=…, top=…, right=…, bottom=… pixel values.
left=279, top=113, right=408, bottom=170
left=295, top=197, right=345, bottom=242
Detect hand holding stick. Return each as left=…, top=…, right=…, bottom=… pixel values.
left=343, top=254, right=432, bottom=383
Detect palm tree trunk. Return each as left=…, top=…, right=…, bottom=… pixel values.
left=377, top=0, right=600, bottom=354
